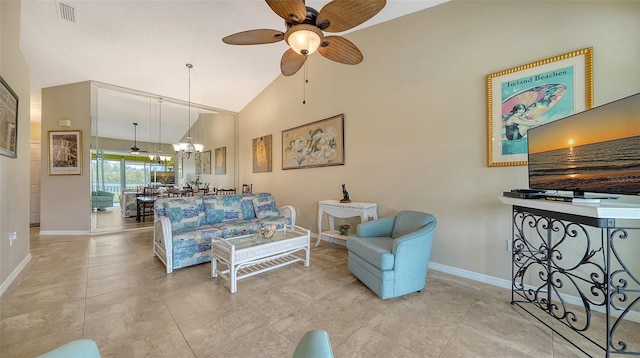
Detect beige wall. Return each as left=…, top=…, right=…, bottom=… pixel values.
left=0, top=0, right=32, bottom=292
left=184, top=113, right=237, bottom=189
left=238, top=1, right=640, bottom=282
left=40, top=82, right=92, bottom=234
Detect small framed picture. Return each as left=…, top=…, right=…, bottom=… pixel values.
left=49, top=130, right=82, bottom=175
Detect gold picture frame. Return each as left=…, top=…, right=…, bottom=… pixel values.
left=49, top=130, right=82, bottom=175
left=486, top=47, right=594, bottom=167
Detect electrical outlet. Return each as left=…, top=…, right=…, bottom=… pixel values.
left=9, top=232, right=17, bottom=247
left=506, top=239, right=512, bottom=252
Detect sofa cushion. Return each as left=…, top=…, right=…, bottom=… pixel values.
left=211, top=220, right=262, bottom=238
left=165, top=197, right=203, bottom=231
left=253, top=195, right=280, bottom=219
left=217, top=195, right=244, bottom=221
left=240, top=194, right=257, bottom=220
left=346, top=236, right=395, bottom=270
left=203, top=196, right=225, bottom=224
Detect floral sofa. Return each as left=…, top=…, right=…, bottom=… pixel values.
left=120, top=191, right=139, bottom=218
left=153, top=193, right=296, bottom=274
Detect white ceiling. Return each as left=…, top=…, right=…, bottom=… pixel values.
left=20, top=0, right=446, bottom=142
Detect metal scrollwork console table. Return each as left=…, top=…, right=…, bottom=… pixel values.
left=500, top=197, right=640, bottom=357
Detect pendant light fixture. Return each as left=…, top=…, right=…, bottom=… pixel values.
left=150, top=98, right=171, bottom=163
left=173, top=63, right=203, bottom=159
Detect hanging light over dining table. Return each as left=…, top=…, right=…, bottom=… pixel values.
left=173, top=63, right=204, bottom=159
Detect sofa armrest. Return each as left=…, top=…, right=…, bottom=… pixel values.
left=278, top=205, right=296, bottom=226
left=356, top=216, right=396, bottom=238
left=154, top=216, right=174, bottom=274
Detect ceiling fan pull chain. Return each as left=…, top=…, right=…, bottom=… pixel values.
left=302, top=61, right=308, bottom=104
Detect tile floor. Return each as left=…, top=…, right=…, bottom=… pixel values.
left=1, top=227, right=638, bottom=357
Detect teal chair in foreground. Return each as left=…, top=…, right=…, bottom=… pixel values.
left=91, top=190, right=114, bottom=210
left=38, top=340, right=100, bottom=358
left=347, top=210, right=437, bottom=299
left=292, top=330, right=333, bottom=358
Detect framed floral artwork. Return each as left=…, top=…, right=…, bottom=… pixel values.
left=49, top=130, right=82, bottom=175
left=282, top=114, right=344, bottom=170
left=486, top=47, right=594, bottom=167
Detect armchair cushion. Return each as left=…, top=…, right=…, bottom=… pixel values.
left=345, top=236, right=394, bottom=270
left=391, top=210, right=434, bottom=239
left=356, top=216, right=395, bottom=238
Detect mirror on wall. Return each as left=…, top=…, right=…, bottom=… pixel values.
left=90, top=83, right=237, bottom=233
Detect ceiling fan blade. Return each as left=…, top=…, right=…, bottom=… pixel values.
left=222, top=29, right=285, bottom=45
left=318, top=36, right=363, bottom=65
left=317, top=0, right=386, bottom=32
left=280, top=48, right=307, bottom=76
left=265, top=0, right=307, bottom=24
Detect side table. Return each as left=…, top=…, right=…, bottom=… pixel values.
left=316, top=200, right=377, bottom=247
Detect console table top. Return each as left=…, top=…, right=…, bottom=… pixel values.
left=499, top=196, right=640, bottom=219
left=319, top=200, right=377, bottom=209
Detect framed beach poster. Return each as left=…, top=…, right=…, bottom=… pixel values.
left=49, top=130, right=82, bottom=175
left=282, top=114, right=345, bottom=170
left=0, top=76, right=19, bottom=158
left=486, top=47, right=594, bottom=167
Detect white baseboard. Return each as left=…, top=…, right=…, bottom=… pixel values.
left=428, top=261, right=640, bottom=323
left=39, top=230, right=90, bottom=236
left=0, top=253, right=32, bottom=297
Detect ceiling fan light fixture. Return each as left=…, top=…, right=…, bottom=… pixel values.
left=285, top=24, right=323, bottom=56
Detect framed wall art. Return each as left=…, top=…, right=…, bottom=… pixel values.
left=486, top=47, right=594, bottom=167
left=0, top=75, right=19, bottom=158
left=282, top=114, right=344, bottom=170
left=202, top=150, right=212, bottom=174
left=49, top=130, right=82, bottom=175
left=252, top=134, right=272, bottom=173
left=215, top=146, right=226, bottom=175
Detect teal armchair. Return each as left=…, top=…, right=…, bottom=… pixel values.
left=91, top=190, right=114, bottom=210
left=347, top=210, right=437, bottom=299
left=38, top=340, right=100, bottom=358
left=292, top=330, right=333, bottom=358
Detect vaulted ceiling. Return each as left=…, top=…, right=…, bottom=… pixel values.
left=20, top=0, right=446, bottom=144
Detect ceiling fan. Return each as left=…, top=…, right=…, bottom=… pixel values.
left=129, top=122, right=147, bottom=155
left=222, top=0, right=386, bottom=76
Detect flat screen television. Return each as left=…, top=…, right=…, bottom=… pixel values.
left=528, top=92, right=640, bottom=197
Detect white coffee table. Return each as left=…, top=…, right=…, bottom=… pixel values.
left=211, top=224, right=310, bottom=293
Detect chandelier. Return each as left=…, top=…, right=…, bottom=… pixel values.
left=149, top=98, right=172, bottom=164
left=173, top=63, right=203, bottom=159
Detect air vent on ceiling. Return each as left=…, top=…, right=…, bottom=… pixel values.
left=56, top=1, right=76, bottom=23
